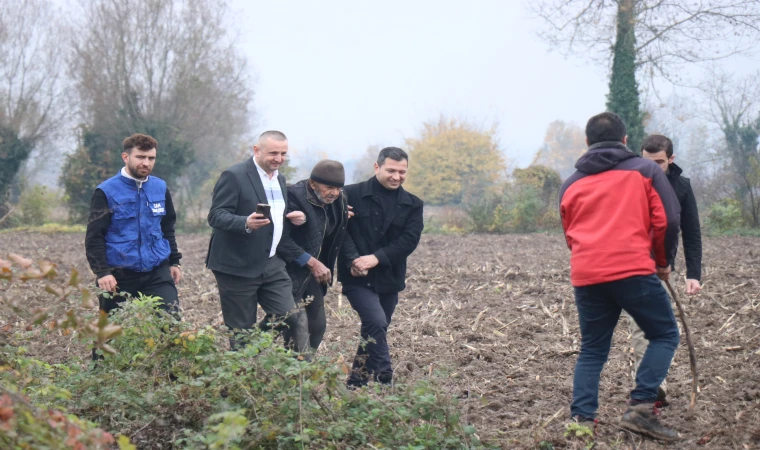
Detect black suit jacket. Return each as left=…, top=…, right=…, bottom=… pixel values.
left=206, top=158, right=288, bottom=278
left=337, top=177, right=424, bottom=294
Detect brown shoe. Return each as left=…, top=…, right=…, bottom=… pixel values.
left=620, top=402, right=679, bottom=441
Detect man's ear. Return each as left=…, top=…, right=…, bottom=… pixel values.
left=622, top=135, right=628, bottom=146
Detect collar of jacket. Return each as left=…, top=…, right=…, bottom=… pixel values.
left=667, top=162, right=683, bottom=179
left=587, top=141, right=635, bottom=153
left=359, top=176, right=413, bottom=205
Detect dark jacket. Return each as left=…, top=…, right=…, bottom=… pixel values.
left=337, top=177, right=424, bottom=294
left=85, top=178, right=181, bottom=279
left=277, top=180, right=359, bottom=298
left=667, top=163, right=702, bottom=281
left=559, top=142, right=680, bottom=286
left=206, top=158, right=288, bottom=278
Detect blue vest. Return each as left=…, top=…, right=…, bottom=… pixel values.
left=98, top=172, right=171, bottom=272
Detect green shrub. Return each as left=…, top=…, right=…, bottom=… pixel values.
left=5, top=184, right=59, bottom=227
left=5, top=296, right=486, bottom=449
left=705, top=198, right=744, bottom=232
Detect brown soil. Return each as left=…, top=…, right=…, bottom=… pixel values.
left=1, top=232, right=758, bottom=449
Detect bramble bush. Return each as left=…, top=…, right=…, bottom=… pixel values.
left=1, top=256, right=489, bottom=449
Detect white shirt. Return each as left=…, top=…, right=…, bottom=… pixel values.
left=252, top=157, right=285, bottom=257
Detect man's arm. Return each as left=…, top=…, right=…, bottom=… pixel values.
left=649, top=169, right=681, bottom=270
left=277, top=187, right=310, bottom=265
left=680, top=179, right=702, bottom=281
left=373, top=201, right=424, bottom=267
left=84, top=189, right=113, bottom=278
left=161, top=188, right=182, bottom=266
left=207, top=170, right=248, bottom=233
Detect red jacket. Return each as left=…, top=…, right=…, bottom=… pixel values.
left=559, top=142, right=680, bottom=287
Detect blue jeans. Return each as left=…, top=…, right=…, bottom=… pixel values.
left=571, top=274, right=679, bottom=419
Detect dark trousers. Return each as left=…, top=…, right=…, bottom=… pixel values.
left=98, top=262, right=179, bottom=315
left=94, top=262, right=178, bottom=360
left=260, top=277, right=325, bottom=351
left=213, top=256, right=307, bottom=351
left=343, top=285, right=399, bottom=386
left=571, top=274, right=680, bottom=419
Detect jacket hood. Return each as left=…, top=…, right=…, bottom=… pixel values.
left=575, top=141, right=638, bottom=175
left=667, top=162, right=683, bottom=179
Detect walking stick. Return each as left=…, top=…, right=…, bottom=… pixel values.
left=665, top=279, right=698, bottom=409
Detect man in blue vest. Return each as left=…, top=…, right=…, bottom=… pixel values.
left=85, top=133, right=183, bottom=326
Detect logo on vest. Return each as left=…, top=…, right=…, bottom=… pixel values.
left=151, top=202, right=165, bottom=214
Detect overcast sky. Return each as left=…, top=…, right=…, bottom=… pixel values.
left=231, top=0, right=620, bottom=168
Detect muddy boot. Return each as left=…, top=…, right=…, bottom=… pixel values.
left=620, top=402, right=679, bottom=441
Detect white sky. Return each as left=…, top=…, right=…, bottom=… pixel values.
left=232, top=0, right=616, bottom=167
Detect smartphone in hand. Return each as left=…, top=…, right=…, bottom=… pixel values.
left=256, top=203, right=273, bottom=222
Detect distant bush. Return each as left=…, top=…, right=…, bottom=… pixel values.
left=466, top=165, right=562, bottom=234
left=705, top=198, right=745, bottom=233
left=4, top=184, right=59, bottom=228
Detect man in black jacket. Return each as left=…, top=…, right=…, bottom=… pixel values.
left=629, top=133, right=703, bottom=403
left=275, top=160, right=359, bottom=351
left=338, top=147, right=424, bottom=387
left=206, top=130, right=307, bottom=351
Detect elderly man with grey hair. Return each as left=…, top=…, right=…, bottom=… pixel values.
left=274, top=160, right=360, bottom=352
left=206, top=130, right=308, bottom=351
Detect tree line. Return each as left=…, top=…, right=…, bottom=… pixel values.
left=0, top=0, right=253, bottom=228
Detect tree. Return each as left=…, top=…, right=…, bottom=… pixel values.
left=0, top=0, right=67, bottom=211
left=702, top=71, right=760, bottom=227
left=532, top=1, right=760, bottom=152
left=404, top=118, right=505, bottom=205
left=352, top=145, right=380, bottom=183
left=532, top=120, right=586, bottom=179
left=62, top=0, right=253, bottom=223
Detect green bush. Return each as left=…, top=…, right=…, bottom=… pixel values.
left=4, top=296, right=486, bottom=449
left=705, top=198, right=745, bottom=232
left=15, top=185, right=58, bottom=226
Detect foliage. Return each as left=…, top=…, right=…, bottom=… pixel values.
left=405, top=117, right=505, bottom=205
left=0, top=253, right=129, bottom=448
left=0, top=0, right=68, bottom=207
left=532, top=121, right=586, bottom=179
left=352, top=145, right=380, bottom=183
left=6, top=185, right=59, bottom=227
left=467, top=166, right=562, bottom=233
left=0, top=126, right=34, bottom=207
left=531, top=0, right=760, bottom=83
left=705, top=199, right=745, bottom=233
left=564, top=422, right=594, bottom=449
left=65, top=0, right=253, bottom=225
left=606, top=2, right=644, bottom=154
left=1, top=256, right=486, bottom=449
left=0, top=389, right=116, bottom=450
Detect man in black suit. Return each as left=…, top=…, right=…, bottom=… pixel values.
left=206, top=130, right=307, bottom=351
left=338, top=147, right=424, bottom=387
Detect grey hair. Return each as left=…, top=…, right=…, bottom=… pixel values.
left=258, top=130, right=288, bottom=145
left=377, top=147, right=408, bottom=166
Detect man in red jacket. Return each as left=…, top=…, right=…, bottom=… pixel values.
left=559, top=112, right=681, bottom=441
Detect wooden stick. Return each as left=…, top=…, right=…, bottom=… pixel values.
left=665, top=279, right=699, bottom=409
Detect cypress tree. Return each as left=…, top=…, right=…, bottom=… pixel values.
left=606, top=0, right=645, bottom=154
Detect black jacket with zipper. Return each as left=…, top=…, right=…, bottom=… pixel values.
left=667, top=163, right=702, bottom=281
left=337, top=177, right=424, bottom=294
left=277, top=179, right=358, bottom=298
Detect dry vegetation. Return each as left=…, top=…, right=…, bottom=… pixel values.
left=1, top=231, right=759, bottom=449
